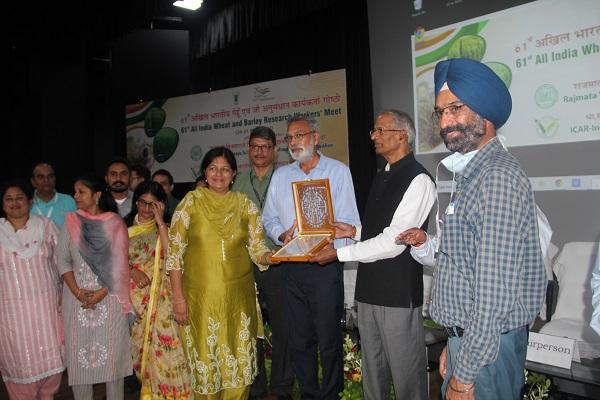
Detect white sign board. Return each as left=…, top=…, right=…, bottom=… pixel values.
left=526, top=332, right=575, bottom=369
left=411, top=0, right=600, bottom=154
left=125, top=69, right=349, bottom=182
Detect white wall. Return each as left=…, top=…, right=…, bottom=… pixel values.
left=367, top=0, right=600, bottom=247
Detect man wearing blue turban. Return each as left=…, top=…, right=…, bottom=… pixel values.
left=398, top=58, right=546, bottom=400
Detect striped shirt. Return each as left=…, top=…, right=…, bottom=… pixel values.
left=0, top=215, right=65, bottom=383
left=430, top=138, right=546, bottom=384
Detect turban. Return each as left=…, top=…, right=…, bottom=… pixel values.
left=434, top=58, right=512, bottom=128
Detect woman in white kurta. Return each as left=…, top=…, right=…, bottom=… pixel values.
left=0, top=180, right=64, bottom=400
left=57, top=176, right=132, bottom=400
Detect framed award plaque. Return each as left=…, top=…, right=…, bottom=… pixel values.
left=271, top=178, right=335, bottom=262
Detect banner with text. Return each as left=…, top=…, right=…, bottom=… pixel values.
left=412, top=0, right=600, bottom=154
left=125, top=69, right=348, bottom=182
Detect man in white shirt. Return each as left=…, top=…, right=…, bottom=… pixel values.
left=310, top=110, right=435, bottom=400
left=262, top=115, right=361, bottom=399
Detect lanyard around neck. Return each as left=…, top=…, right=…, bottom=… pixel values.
left=33, top=193, right=57, bottom=219
left=249, top=169, right=273, bottom=209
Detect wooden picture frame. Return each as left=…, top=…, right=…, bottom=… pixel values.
left=271, top=178, right=335, bottom=262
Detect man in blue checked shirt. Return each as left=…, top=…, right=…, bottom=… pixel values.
left=398, top=58, right=546, bottom=400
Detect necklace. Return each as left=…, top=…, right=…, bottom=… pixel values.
left=134, top=214, right=154, bottom=226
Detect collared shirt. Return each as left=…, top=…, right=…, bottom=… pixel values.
left=262, top=152, right=360, bottom=248
left=31, top=191, right=76, bottom=228
left=114, top=192, right=133, bottom=218
left=232, top=166, right=277, bottom=250
left=429, top=138, right=545, bottom=384
left=337, top=173, right=435, bottom=263
left=591, top=241, right=600, bottom=335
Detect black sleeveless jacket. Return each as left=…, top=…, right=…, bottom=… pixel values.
left=355, top=153, right=433, bottom=307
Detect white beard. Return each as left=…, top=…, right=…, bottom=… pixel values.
left=289, top=140, right=315, bottom=163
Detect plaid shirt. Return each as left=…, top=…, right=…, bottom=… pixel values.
left=430, top=138, right=546, bottom=384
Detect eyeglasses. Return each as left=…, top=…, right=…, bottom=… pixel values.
left=431, top=103, right=467, bottom=124
left=283, top=131, right=314, bottom=143
left=249, top=144, right=274, bottom=152
left=369, top=128, right=405, bottom=137
left=136, top=199, right=155, bottom=208
left=206, top=165, right=234, bottom=175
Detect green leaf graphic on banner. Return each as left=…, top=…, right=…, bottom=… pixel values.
left=153, top=127, right=179, bottom=162
left=415, top=20, right=489, bottom=67
left=447, top=35, right=486, bottom=61
left=485, top=62, right=512, bottom=88
left=144, top=108, right=166, bottom=137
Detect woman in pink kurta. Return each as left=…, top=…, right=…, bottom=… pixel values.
left=0, top=180, right=64, bottom=400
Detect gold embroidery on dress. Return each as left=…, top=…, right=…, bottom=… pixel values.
left=183, top=313, right=257, bottom=394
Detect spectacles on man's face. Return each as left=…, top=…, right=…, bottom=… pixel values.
left=369, top=128, right=405, bottom=138
left=249, top=144, right=274, bottom=152
left=284, top=131, right=314, bottom=143
left=431, top=103, right=467, bottom=125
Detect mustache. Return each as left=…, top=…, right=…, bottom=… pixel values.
left=111, top=181, right=126, bottom=186
left=439, top=124, right=468, bottom=138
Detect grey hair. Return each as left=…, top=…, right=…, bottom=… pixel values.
left=378, top=109, right=416, bottom=150
left=286, top=114, right=319, bottom=133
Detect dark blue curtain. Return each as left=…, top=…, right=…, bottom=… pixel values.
left=188, top=0, right=375, bottom=212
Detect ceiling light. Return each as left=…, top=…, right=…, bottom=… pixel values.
left=173, top=0, right=203, bottom=11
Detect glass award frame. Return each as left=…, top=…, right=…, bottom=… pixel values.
left=271, top=178, right=335, bottom=262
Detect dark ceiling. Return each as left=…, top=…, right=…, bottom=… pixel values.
left=8, top=0, right=237, bottom=66
left=6, top=0, right=240, bottom=179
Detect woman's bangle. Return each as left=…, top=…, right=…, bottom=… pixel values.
left=449, top=381, right=474, bottom=394
left=350, top=225, right=357, bottom=239
left=76, top=288, right=82, bottom=300
left=157, top=223, right=167, bottom=229
left=173, top=298, right=186, bottom=305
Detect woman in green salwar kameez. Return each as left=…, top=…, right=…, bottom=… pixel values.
left=166, top=147, right=277, bottom=400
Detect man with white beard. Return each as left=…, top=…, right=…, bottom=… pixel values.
left=263, top=115, right=361, bottom=400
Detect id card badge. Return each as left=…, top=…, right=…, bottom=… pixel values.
left=446, top=202, right=455, bottom=215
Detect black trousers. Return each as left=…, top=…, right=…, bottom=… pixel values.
left=283, top=261, right=344, bottom=400
left=251, top=265, right=294, bottom=397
